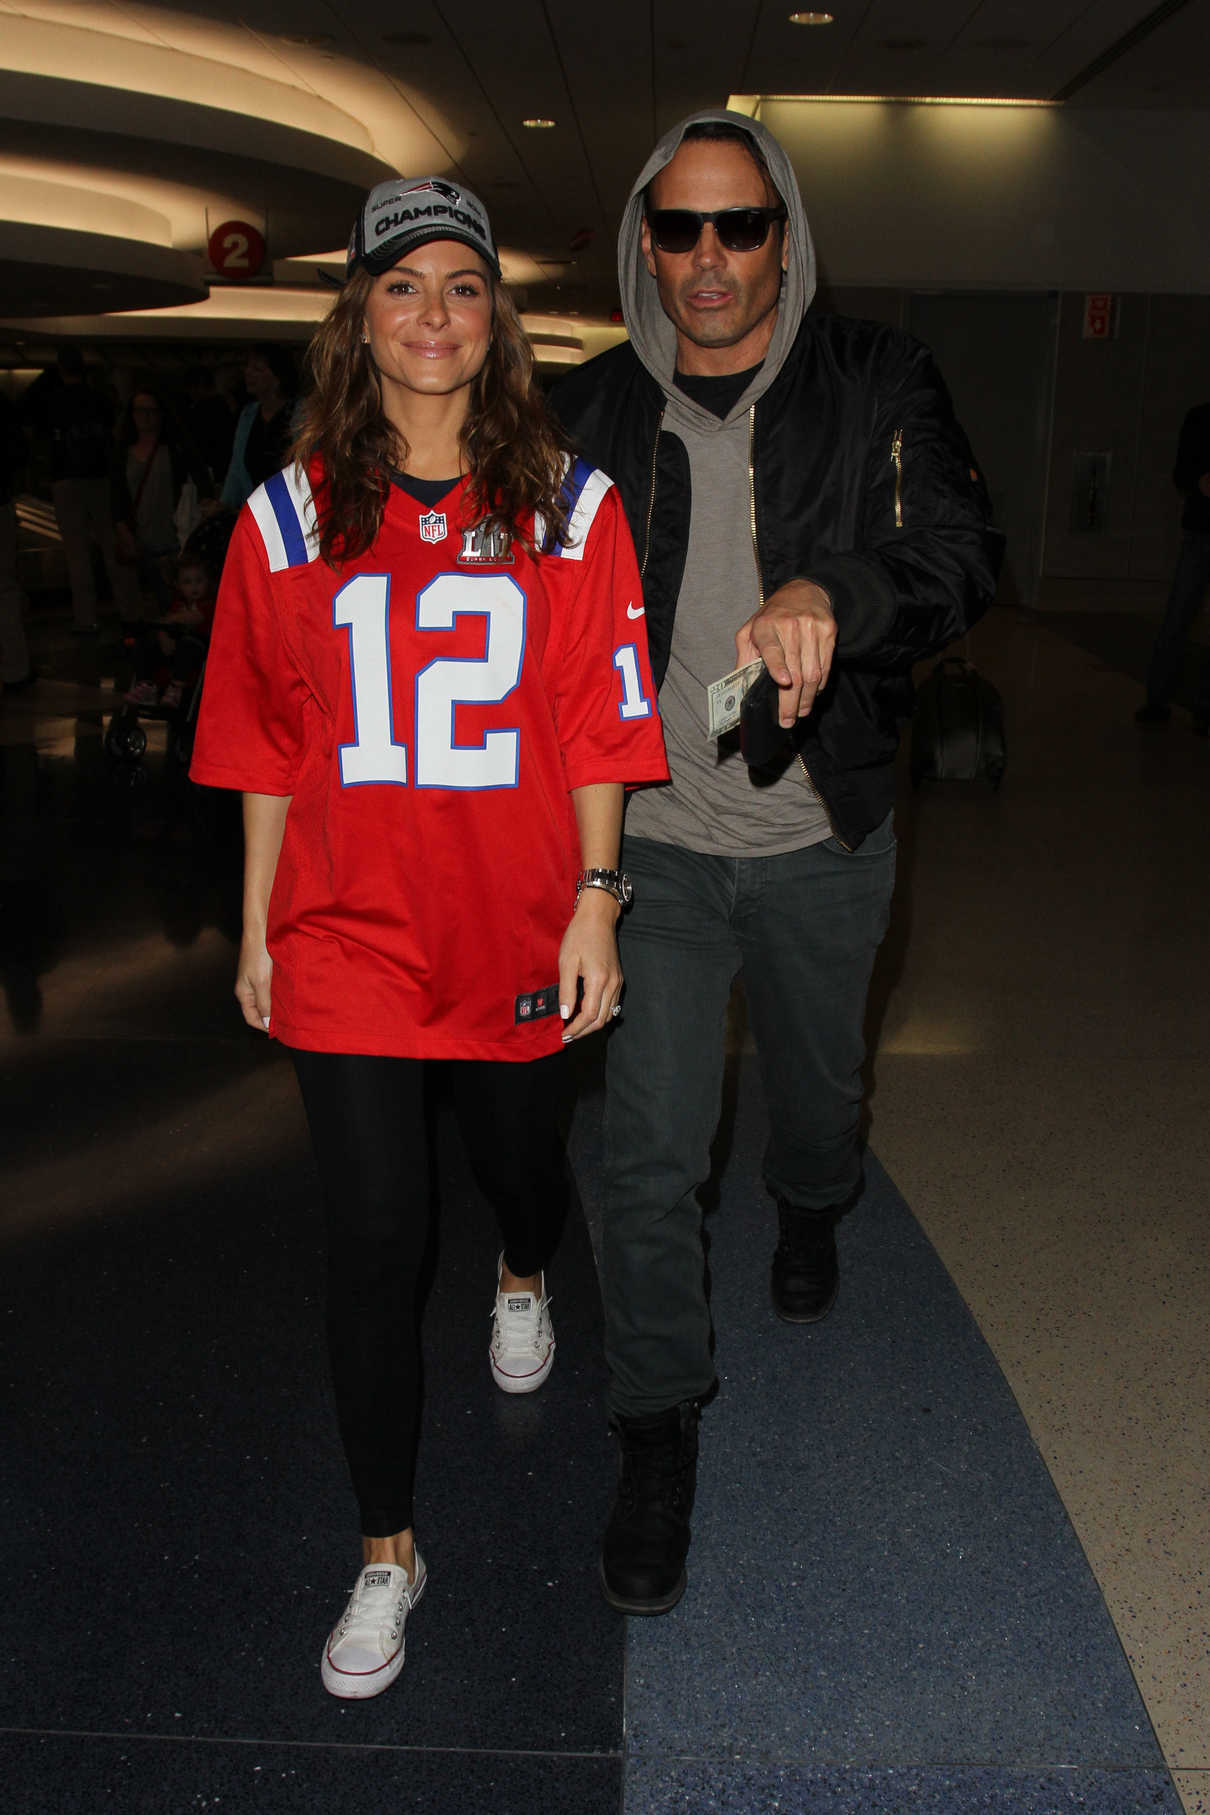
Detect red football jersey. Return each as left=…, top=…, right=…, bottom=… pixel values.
left=191, top=458, right=667, bottom=1059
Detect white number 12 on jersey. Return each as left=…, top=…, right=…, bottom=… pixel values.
left=334, top=571, right=524, bottom=789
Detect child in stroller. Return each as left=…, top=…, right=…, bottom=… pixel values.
left=123, top=553, right=216, bottom=713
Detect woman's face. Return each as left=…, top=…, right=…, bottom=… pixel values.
left=244, top=354, right=278, bottom=401
left=131, top=393, right=162, bottom=435
left=362, top=242, right=493, bottom=406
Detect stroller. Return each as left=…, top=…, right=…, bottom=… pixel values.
left=104, top=510, right=236, bottom=783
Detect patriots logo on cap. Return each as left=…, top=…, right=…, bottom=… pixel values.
left=402, top=178, right=461, bottom=203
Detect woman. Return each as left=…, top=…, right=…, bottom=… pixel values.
left=190, top=176, right=667, bottom=1699
left=115, top=384, right=201, bottom=612
left=218, top=343, right=297, bottom=510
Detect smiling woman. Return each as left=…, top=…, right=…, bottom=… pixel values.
left=189, top=174, right=668, bottom=1703
left=362, top=249, right=493, bottom=414
left=293, top=180, right=573, bottom=567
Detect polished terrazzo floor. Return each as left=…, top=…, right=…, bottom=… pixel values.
left=1, top=590, right=1206, bottom=1813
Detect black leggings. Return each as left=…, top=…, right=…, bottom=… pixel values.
left=290, top=1049, right=570, bottom=1537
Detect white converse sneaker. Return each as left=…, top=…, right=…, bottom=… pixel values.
left=489, top=1253, right=555, bottom=1394
left=320, top=1554, right=426, bottom=1700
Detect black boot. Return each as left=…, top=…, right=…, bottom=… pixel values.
left=600, top=1400, right=700, bottom=1615
left=771, top=1200, right=839, bottom=1323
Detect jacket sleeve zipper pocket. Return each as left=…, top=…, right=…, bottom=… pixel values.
left=891, top=427, right=904, bottom=528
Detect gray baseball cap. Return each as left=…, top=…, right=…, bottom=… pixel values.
left=347, top=176, right=500, bottom=279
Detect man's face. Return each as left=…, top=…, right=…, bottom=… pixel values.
left=641, top=138, right=788, bottom=375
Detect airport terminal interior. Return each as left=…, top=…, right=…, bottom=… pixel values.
left=2, top=3, right=1209, bottom=1812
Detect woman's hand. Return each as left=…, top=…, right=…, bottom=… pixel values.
left=235, top=930, right=273, bottom=1032
left=558, top=890, right=623, bottom=1042
left=238, top=794, right=290, bottom=1033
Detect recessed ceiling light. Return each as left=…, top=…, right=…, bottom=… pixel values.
left=789, top=11, right=834, bottom=22
left=522, top=118, right=557, bottom=129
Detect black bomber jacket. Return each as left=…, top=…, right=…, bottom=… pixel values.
left=551, top=311, right=1004, bottom=849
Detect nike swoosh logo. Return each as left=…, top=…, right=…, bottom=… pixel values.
left=626, top=603, right=645, bottom=619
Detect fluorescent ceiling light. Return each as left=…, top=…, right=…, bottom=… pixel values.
left=742, top=93, right=1057, bottom=107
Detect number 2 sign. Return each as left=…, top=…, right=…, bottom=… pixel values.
left=207, top=219, right=267, bottom=282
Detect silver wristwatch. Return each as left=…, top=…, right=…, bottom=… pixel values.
left=576, top=867, right=634, bottom=909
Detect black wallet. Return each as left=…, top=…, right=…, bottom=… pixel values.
left=739, top=668, right=795, bottom=769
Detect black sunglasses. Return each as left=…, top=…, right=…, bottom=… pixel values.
left=646, top=205, right=786, bottom=255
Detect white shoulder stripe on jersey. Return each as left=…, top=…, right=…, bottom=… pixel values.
left=247, top=464, right=322, bottom=573
left=555, top=463, right=614, bottom=563
left=535, top=458, right=614, bottom=562
left=247, top=483, right=287, bottom=572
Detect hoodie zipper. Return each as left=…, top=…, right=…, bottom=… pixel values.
left=891, top=427, right=904, bottom=528
left=639, top=406, right=666, bottom=579
left=746, top=406, right=849, bottom=849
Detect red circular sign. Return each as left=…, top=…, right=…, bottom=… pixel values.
left=207, top=220, right=266, bottom=281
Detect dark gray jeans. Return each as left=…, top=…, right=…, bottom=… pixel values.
left=1146, top=531, right=1210, bottom=714
left=602, top=818, right=896, bottom=1418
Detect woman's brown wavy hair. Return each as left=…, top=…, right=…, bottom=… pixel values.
left=292, top=265, right=573, bottom=567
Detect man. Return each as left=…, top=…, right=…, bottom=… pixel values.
left=552, top=110, right=1001, bottom=1615
left=46, top=346, right=137, bottom=631
left=1136, top=401, right=1210, bottom=735
left=0, top=391, right=33, bottom=692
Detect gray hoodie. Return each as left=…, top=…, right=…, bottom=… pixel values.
left=620, top=109, right=831, bottom=857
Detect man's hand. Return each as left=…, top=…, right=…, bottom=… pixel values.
left=735, top=579, right=836, bottom=726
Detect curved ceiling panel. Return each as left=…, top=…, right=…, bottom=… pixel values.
left=0, top=70, right=394, bottom=193
left=0, top=15, right=379, bottom=159
left=0, top=1, right=458, bottom=317
left=0, top=222, right=207, bottom=316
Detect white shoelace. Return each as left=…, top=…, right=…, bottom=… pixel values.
left=336, top=1568, right=413, bottom=1648
left=492, top=1292, right=553, bottom=1360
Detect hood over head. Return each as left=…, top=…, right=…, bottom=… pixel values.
left=617, top=109, right=816, bottom=413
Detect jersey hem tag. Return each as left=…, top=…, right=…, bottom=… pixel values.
left=514, top=984, right=560, bottom=1025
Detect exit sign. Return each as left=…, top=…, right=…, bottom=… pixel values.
left=1083, top=294, right=1117, bottom=339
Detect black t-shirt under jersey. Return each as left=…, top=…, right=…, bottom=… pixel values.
left=674, top=362, right=764, bottom=421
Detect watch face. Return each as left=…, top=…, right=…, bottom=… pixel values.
left=618, top=874, right=634, bottom=906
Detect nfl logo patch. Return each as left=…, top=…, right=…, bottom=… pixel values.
left=419, top=511, right=447, bottom=543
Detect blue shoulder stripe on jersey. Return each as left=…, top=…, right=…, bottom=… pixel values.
left=539, top=455, right=612, bottom=560
left=558, top=454, right=596, bottom=521
left=264, top=468, right=308, bottom=569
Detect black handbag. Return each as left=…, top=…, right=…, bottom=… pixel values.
left=910, top=656, right=1006, bottom=790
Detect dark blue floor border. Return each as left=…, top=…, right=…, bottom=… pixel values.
left=568, top=1063, right=1180, bottom=1814
left=625, top=1758, right=1182, bottom=1813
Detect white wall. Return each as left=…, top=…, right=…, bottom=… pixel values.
left=754, top=100, right=1210, bottom=295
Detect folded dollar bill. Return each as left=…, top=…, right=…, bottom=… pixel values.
left=706, top=659, right=764, bottom=737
